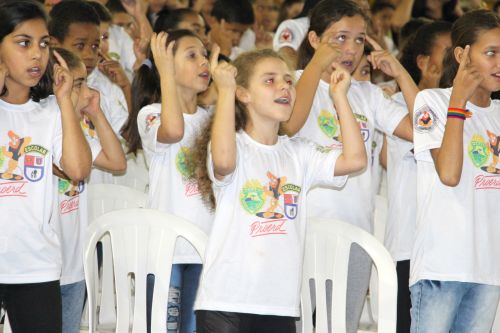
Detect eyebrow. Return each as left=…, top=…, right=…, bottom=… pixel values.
left=335, top=30, right=366, bottom=35
left=13, top=34, right=50, bottom=39
left=73, top=78, right=85, bottom=84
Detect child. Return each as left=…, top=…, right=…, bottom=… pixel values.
left=386, top=20, right=451, bottom=333
left=50, top=47, right=126, bottom=333
left=410, top=10, right=500, bottom=333
left=129, top=30, right=214, bottom=333
left=208, top=0, right=254, bottom=59
left=0, top=1, right=91, bottom=332
left=154, top=8, right=209, bottom=47
left=283, top=0, right=418, bottom=331
left=49, top=0, right=129, bottom=137
left=193, top=46, right=367, bottom=332
left=49, top=0, right=129, bottom=183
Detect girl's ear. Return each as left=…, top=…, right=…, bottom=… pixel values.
left=236, top=86, right=251, bottom=104
left=308, top=31, right=321, bottom=50
left=453, top=46, right=465, bottom=65
left=416, top=54, right=430, bottom=74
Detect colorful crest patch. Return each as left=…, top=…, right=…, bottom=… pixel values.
left=318, top=109, right=338, bottom=139
left=240, top=180, right=266, bottom=215
left=176, top=146, right=194, bottom=179
left=278, top=28, right=294, bottom=43
left=468, top=134, right=490, bottom=168
left=146, top=113, right=160, bottom=132
left=354, top=113, right=370, bottom=142
left=23, top=144, right=47, bottom=182
left=414, top=106, right=437, bottom=132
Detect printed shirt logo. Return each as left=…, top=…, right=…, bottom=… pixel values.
left=278, top=28, right=294, bottom=43
left=354, top=113, right=370, bottom=142
left=318, top=109, right=338, bottom=139
left=145, top=113, right=160, bottom=132
left=240, top=172, right=302, bottom=237
left=414, top=105, right=436, bottom=132
left=468, top=131, right=500, bottom=190
left=23, top=144, right=48, bottom=182
left=175, top=146, right=200, bottom=197
left=58, top=178, right=84, bottom=214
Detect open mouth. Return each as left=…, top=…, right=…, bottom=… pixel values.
left=274, top=96, right=290, bottom=105
left=341, top=60, right=353, bottom=68
left=199, top=71, right=210, bottom=79
left=27, top=67, right=42, bottom=78
left=493, top=73, right=500, bottom=79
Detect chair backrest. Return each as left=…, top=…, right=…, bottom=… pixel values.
left=83, top=208, right=207, bottom=333
left=111, top=150, right=149, bottom=193
left=301, top=218, right=397, bottom=333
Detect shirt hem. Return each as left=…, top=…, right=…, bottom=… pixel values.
left=0, top=272, right=61, bottom=284
left=194, top=301, right=300, bottom=317
left=410, top=273, right=500, bottom=287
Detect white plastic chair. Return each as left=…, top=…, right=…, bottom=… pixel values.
left=83, top=208, right=207, bottom=333
left=301, top=218, right=397, bottom=333
left=111, top=150, right=149, bottom=193
left=82, top=184, right=148, bottom=331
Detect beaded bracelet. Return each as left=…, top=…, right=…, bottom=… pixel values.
left=447, top=107, right=473, bottom=120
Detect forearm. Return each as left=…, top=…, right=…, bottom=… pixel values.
left=334, top=95, right=367, bottom=166
left=432, top=97, right=466, bottom=186
left=59, top=97, right=92, bottom=180
left=157, top=76, right=185, bottom=143
left=211, top=88, right=237, bottom=177
left=92, top=112, right=126, bottom=171
left=395, top=69, right=419, bottom=120
left=282, top=63, right=322, bottom=136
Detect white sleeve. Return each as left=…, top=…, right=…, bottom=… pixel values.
left=299, top=139, right=347, bottom=189
left=370, top=83, right=408, bottom=136
left=137, top=105, right=170, bottom=154
left=273, top=19, right=304, bottom=51
left=413, top=90, right=446, bottom=162
left=98, top=88, right=128, bottom=137
left=206, top=138, right=240, bottom=187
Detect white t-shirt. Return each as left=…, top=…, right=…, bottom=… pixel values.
left=295, top=70, right=408, bottom=232
left=410, top=88, right=500, bottom=287
left=87, top=69, right=129, bottom=184
left=385, top=92, right=417, bottom=261
left=239, top=28, right=256, bottom=51
left=52, top=120, right=102, bottom=285
left=138, top=104, right=213, bottom=264
left=273, top=17, right=309, bottom=51
left=108, top=24, right=136, bottom=82
left=0, top=96, right=63, bottom=283
left=195, top=131, right=347, bottom=316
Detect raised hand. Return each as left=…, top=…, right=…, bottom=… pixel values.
left=150, top=32, right=175, bottom=78
left=98, top=57, right=130, bottom=89
left=366, top=35, right=404, bottom=79
left=451, top=45, right=483, bottom=105
left=209, top=44, right=237, bottom=91
left=254, top=23, right=273, bottom=49
left=208, top=20, right=233, bottom=57
left=329, top=65, right=351, bottom=98
left=0, top=62, right=9, bottom=93
left=52, top=50, right=74, bottom=101
left=310, top=33, right=342, bottom=72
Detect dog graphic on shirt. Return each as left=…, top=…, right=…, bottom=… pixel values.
left=0, top=131, right=32, bottom=180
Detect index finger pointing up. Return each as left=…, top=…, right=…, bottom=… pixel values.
left=365, top=35, right=383, bottom=51
left=210, top=44, right=221, bottom=71
left=458, top=45, right=471, bottom=71
left=52, top=50, right=69, bottom=70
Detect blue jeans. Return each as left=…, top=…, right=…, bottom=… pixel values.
left=410, top=280, right=500, bottom=333
left=147, top=264, right=202, bottom=333
left=60, top=280, right=86, bottom=333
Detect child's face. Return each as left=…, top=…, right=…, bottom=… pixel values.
left=243, top=57, right=296, bottom=124
left=352, top=55, right=371, bottom=81
left=173, top=36, right=210, bottom=93
left=0, top=19, right=50, bottom=94
left=59, top=22, right=100, bottom=75
left=467, top=27, right=500, bottom=94
left=317, top=15, right=367, bottom=74
left=69, top=62, right=92, bottom=114
left=422, top=32, right=450, bottom=87
left=223, top=21, right=250, bottom=47
left=177, top=14, right=208, bottom=47
left=253, top=0, right=278, bottom=32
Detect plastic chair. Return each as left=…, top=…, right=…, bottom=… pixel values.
left=82, top=184, right=148, bottom=331
left=83, top=208, right=207, bottom=333
left=111, top=150, right=149, bottom=193
left=301, top=218, right=397, bottom=333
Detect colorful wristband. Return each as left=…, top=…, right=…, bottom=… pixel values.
left=447, top=107, right=472, bottom=120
